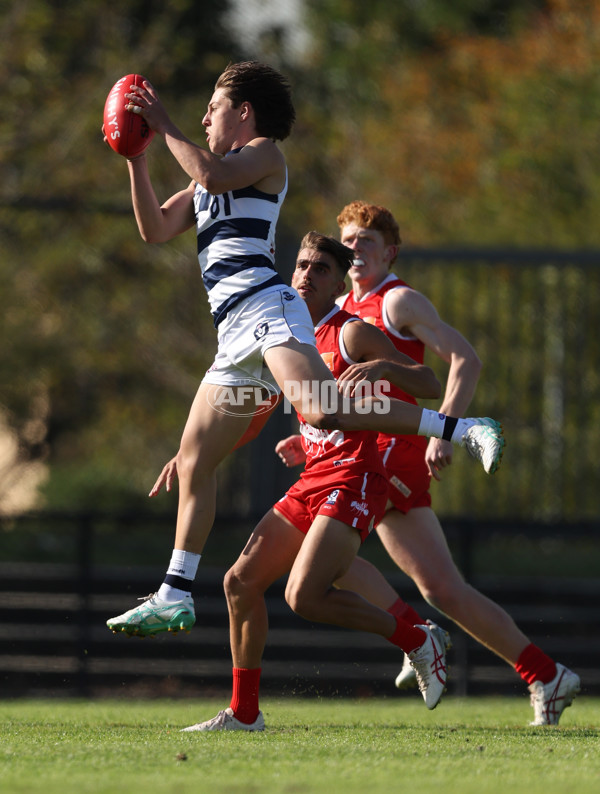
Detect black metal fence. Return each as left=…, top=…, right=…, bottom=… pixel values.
left=1, top=511, right=598, bottom=701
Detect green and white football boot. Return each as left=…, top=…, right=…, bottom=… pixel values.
left=107, top=593, right=195, bottom=637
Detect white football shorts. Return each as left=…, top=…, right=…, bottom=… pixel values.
left=202, top=284, right=316, bottom=390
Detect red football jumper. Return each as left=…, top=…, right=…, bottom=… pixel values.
left=275, top=306, right=388, bottom=541
left=340, top=274, right=431, bottom=512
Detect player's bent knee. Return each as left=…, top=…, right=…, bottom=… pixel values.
left=223, top=567, right=238, bottom=601
left=223, top=566, right=252, bottom=608
left=176, top=447, right=213, bottom=484
left=224, top=565, right=267, bottom=608
left=285, top=581, right=321, bottom=621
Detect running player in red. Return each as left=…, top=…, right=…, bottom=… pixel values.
left=330, top=200, right=580, bottom=726
left=164, top=232, right=449, bottom=730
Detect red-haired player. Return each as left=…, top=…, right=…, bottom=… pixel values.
left=334, top=201, right=580, bottom=726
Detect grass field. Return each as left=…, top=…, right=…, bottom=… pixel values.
left=1, top=696, right=598, bottom=794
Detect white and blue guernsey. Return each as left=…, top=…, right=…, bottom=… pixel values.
left=193, top=150, right=287, bottom=328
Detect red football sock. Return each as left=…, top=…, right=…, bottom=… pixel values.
left=387, top=596, right=424, bottom=627
left=515, top=643, right=557, bottom=685
left=387, top=616, right=427, bottom=654
left=230, top=667, right=262, bottom=724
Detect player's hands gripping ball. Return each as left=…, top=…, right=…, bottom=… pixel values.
left=103, top=73, right=155, bottom=158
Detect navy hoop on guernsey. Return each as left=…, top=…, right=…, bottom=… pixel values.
left=193, top=150, right=288, bottom=327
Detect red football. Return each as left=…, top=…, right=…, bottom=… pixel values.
left=103, top=73, right=155, bottom=158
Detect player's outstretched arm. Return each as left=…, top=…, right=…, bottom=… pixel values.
left=386, top=287, right=482, bottom=415
left=128, top=161, right=196, bottom=243
left=338, top=320, right=441, bottom=399
left=386, top=286, right=482, bottom=477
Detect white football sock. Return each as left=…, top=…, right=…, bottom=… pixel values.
left=157, top=549, right=201, bottom=602
left=418, top=409, right=473, bottom=444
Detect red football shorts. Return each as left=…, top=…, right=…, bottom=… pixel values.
left=275, top=469, right=388, bottom=543
left=378, top=436, right=432, bottom=514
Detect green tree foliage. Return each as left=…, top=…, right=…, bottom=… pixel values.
left=285, top=0, right=600, bottom=246
left=2, top=0, right=600, bottom=518
left=0, top=0, right=239, bottom=506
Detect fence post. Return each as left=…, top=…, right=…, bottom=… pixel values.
left=76, top=512, right=93, bottom=697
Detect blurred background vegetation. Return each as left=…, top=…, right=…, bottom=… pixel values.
left=1, top=0, right=600, bottom=531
